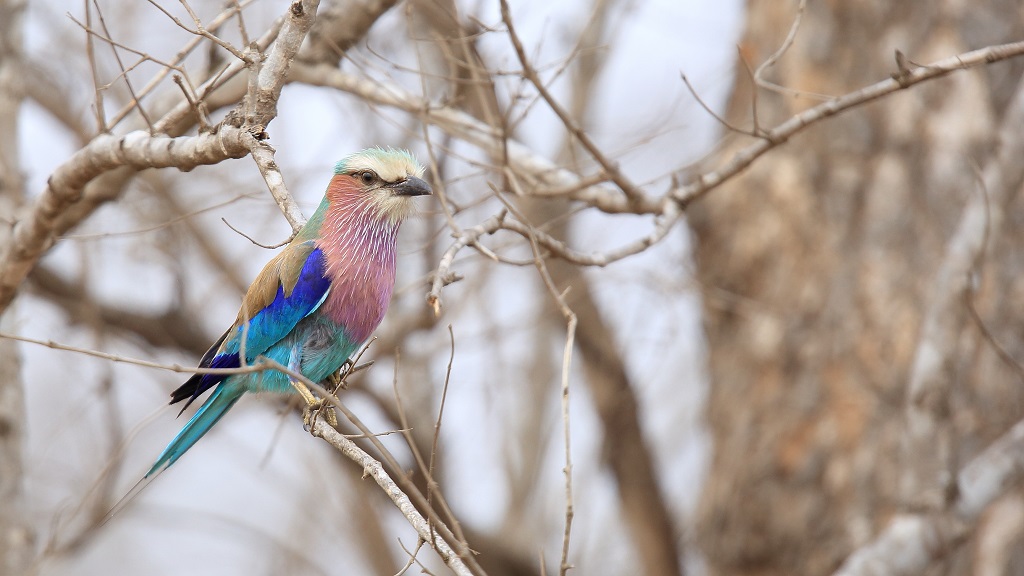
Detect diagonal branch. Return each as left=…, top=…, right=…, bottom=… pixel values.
left=836, top=70, right=1024, bottom=576
left=0, top=127, right=252, bottom=314
left=835, top=417, right=1024, bottom=576
left=293, top=40, right=1024, bottom=218
left=901, top=74, right=1024, bottom=509
left=27, top=266, right=211, bottom=357
left=671, top=40, right=1024, bottom=207
left=247, top=0, right=319, bottom=130
left=0, top=0, right=322, bottom=316
left=288, top=62, right=652, bottom=214
left=310, top=419, right=473, bottom=576
left=499, top=0, right=644, bottom=207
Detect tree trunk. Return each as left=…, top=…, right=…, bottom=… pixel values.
left=0, top=0, right=33, bottom=573
left=690, top=2, right=1024, bottom=574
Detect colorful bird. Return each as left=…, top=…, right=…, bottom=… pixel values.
left=110, top=148, right=431, bottom=514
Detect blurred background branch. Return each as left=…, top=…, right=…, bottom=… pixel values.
left=4, top=1, right=1024, bottom=575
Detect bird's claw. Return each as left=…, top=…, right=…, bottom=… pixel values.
left=291, top=378, right=339, bottom=430
left=303, top=397, right=339, bottom=429
left=326, top=361, right=353, bottom=393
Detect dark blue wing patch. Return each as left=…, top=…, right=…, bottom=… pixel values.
left=227, top=247, right=330, bottom=361
left=169, top=247, right=330, bottom=412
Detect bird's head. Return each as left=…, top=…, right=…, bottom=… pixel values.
left=329, top=147, right=432, bottom=224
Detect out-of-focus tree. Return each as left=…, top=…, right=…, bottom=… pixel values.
left=2, top=0, right=1024, bottom=575
left=692, top=2, right=1024, bottom=575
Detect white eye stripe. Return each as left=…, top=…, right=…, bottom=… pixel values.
left=342, top=155, right=424, bottom=183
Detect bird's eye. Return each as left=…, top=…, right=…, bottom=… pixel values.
left=359, top=171, right=377, bottom=185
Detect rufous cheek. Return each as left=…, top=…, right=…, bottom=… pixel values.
left=326, top=174, right=362, bottom=203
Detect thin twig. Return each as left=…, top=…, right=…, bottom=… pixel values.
left=395, top=538, right=428, bottom=576
left=426, top=326, right=456, bottom=549
left=90, top=0, right=154, bottom=131
left=83, top=0, right=106, bottom=132
left=498, top=202, right=681, bottom=266
left=172, top=74, right=209, bottom=131
left=430, top=325, right=455, bottom=483
left=670, top=40, right=1024, bottom=207
left=230, top=0, right=250, bottom=45
left=221, top=217, right=293, bottom=249
left=426, top=211, right=506, bottom=314
left=753, top=0, right=807, bottom=84
left=263, top=356, right=482, bottom=574
left=67, top=12, right=205, bottom=129
left=147, top=0, right=247, bottom=61
left=497, top=181, right=577, bottom=575
left=310, top=419, right=472, bottom=576
left=681, top=72, right=754, bottom=136
left=0, top=331, right=269, bottom=377
left=389, top=350, right=474, bottom=567
left=738, top=47, right=763, bottom=136
left=964, top=294, right=1024, bottom=386
left=752, top=0, right=830, bottom=101
left=107, top=0, right=257, bottom=128
left=500, top=0, right=644, bottom=206
left=58, top=190, right=252, bottom=239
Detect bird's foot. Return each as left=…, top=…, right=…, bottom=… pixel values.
left=326, top=360, right=354, bottom=393
left=291, top=378, right=339, bottom=429
left=302, top=397, right=339, bottom=429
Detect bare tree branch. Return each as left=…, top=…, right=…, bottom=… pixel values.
left=1, top=1, right=40, bottom=568
left=310, top=419, right=473, bottom=576
left=670, top=40, right=1024, bottom=207
left=0, top=127, right=252, bottom=314
left=298, top=0, right=398, bottom=66
left=901, top=75, right=1024, bottom=509
left=251, top=356, right=485, bottom=575
left=500, top=0, right=643, bottom=207
left=246, top=136, right=307, bottom=231
left=506, top=196, right=578, bottom=576
left=104, top=0, right=256, bottom=128
left=835, top=417, right=1024, bottom=576
left=0, top=0, right=323, bottom=315
left=293, top=40, right=1024, bottom=221
left=247, top=0, right=320, bottom=130
left=26, top=266, right=211, bottom=357
left=829, top=67, right=1024, bottom=576
left=291, top=62, right=649, bottom=213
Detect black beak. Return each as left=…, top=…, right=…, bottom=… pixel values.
left=392, top=176, right=432, bottom=197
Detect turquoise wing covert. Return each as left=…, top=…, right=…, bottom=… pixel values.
left=170, top=243, right=330, bottom=410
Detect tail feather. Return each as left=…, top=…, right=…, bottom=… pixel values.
left=147, top=384, right=243, bottom=477
left=104, top=385, right=242, bottom=523
left=103, top=473, right=159, bottom=524
left=170, top=329, right=231, bottom=415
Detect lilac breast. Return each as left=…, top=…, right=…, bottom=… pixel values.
left=317, top=207, right=399, bottom=343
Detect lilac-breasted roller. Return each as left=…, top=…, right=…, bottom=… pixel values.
left=145, top=148, right=431, bottom=480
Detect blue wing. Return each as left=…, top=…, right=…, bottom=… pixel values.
left=170, top=244, right=330, bottom=411
left=224, top=246, right=331, bottom=361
